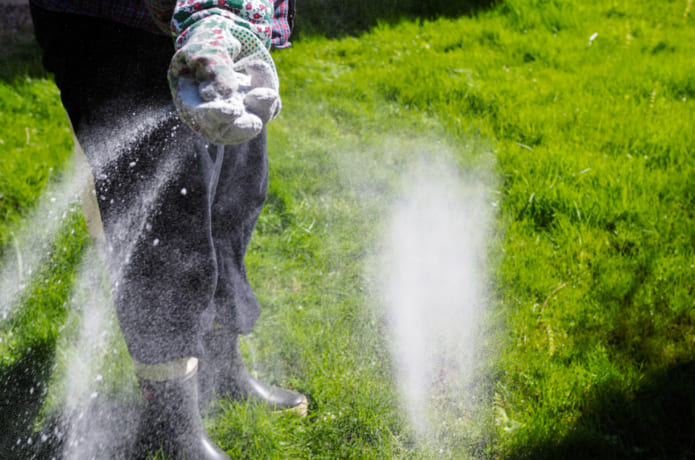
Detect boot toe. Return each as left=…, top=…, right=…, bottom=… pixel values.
left=246, top=376, right=309, bottom=416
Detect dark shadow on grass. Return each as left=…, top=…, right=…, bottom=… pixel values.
left=0, top=4, right=47, bottom=83
left=0, top=337, right=144, bottom=459
left=293, top=0, right=499, bottom=40
left=0, top=343, right=145, bottom=459
left=0, top=342, right=54, bottom=460
left=0, top=30, right=49, bottom=84
left=30, top=401, right=145, bottom=460
left=509, top=360, right=695, bottom=459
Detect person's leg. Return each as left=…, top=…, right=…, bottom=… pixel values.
left=31, top=2, right=218, bottom=364
left=30, top=7, right=229, bottom=458
left=198, top=134, right=307, bottom=414
left=208, top=134, right=267, bottom=335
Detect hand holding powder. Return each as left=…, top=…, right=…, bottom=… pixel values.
left=168, top=9, right=281, bottom=145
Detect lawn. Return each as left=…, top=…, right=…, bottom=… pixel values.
left=1, top=0, right=694, bottom=458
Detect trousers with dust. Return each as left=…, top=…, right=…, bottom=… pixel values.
left=32, top=5, right=266, bottom=372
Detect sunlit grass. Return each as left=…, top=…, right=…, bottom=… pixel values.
left=1, top=0, right=694, bottom=457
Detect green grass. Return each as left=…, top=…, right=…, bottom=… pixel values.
left=1, top=0, right=695, bottom=458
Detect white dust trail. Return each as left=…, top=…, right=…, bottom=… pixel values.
left=0, top=166, right=85, bottom=321
left=54, top=246, right=140, bottom=460
left=2, top=106, right=173, bottom=457
left=380, top=158, right=492, bottom=444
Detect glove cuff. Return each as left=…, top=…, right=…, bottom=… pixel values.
left=172, top=12, right=279, bottom=91
left=172, top=0, right=273, bottom=50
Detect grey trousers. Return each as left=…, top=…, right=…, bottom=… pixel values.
left=31, top=5, right=267, bottom=364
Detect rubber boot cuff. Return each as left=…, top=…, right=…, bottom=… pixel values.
left=134, top=358, right=229, bottom=459
left=134, top=357, right=199, bottom=382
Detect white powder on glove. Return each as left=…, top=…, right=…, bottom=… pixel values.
left=174, top=61, right=280, bottom=146
left=175, top=71, right=258, bottom=145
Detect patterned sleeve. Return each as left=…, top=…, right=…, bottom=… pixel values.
left=271, top=0, right=294, bottom=49
left=144, top=0, right=283, bottom=50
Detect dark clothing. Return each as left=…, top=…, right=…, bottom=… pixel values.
left=29, top=0, right=295, bottom=48
left=29, top=0, right=161, bottom=34
left=31, top=5, right=267, bottom=364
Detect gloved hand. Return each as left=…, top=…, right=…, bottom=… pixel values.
left=168, top=6, right=280, bottom=145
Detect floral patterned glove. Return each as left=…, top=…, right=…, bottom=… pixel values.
left=168, top=0, right=280, bottom=145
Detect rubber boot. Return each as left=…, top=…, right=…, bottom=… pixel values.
left=135, top=361, right=230, bottom=459
left=199, top=328, right=308, bottom=416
